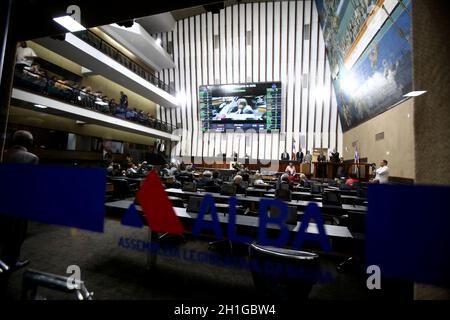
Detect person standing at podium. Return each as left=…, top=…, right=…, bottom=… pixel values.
left=296, top=149, right=304, bottom=163
left=303, top=151, right=313, bottom=175
left=303, top=150, right=312, bottom=164
left=330, top=148, right=340, bottom=178
left=317, top=152, right=327, bottom=178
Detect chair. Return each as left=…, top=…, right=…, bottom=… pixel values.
left=203, top=185, right=221, bottom=193
left=248, top=243, right=320, bottom=300
left=322, top=191, right=341, bottom=207
left=21, top=269, right=93, bottom=300
left=169, top=196, right=184, bottom=208
left=310, top=184, right=322, bottom=194
left=240, top=181, right=249, bottom=189
left=268, top=205, right=298, bottom=225
left=220, top=184, right=236, bottom=196
left=279, top=182, right=290, bottom=191
left=275, top=188, right=292, bottom=202
left=182, top=182, right=197, bottom=192
left=356, top=187, right=368, bottom=199
left=186, top=196, right=203, bottom=213
left=111, top=179, right=133, bottom=199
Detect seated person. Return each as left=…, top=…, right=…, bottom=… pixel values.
left=169, top=163, right=179, bottom=176
left=253, top=173, right=268, bottom=186
left=196, top=170, right=217, bottom=188
left=232, top=161, right=243, bottom=172
left=233, top=175, right=247, bottom=194
left=111, top=163, right=123, bottom=176
left=345, top=174, right=359, bottom=187
left=240, top=170, right=250, bottom=184
left=212, top=170, right=222, bottom=185
left=159, top=164, right=170, bottom=177
left=137, top=161, right=149, bottom=175
left=288, top=174, right=298, bottom=183
left=175, top=165, right=194, bottom=182
left=126, top=163, right=138, bottom=177
left=165, top=176, right=182, bottom=189
left=277, top=173, right=293, bottom=190
left=298, top=173, right=311, bottom=187
left=24, top=63, right=44, bottom=78
left=285, top=162, right=296, bottom=176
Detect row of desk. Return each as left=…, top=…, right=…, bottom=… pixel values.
left=164, top=188, right=367, bottom=213
left=105, top=198, right=363, bottom=269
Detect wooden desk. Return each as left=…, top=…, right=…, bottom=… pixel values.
left=312, top=162, right=371, bottom=181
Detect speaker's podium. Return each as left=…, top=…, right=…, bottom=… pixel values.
left=299, top=163, right=311, bottom=175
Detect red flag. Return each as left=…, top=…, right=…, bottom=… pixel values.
left=136, top=170, right=184, bottom=234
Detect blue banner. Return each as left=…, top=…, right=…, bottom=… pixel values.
left=0, top=164, right=106, bottom=232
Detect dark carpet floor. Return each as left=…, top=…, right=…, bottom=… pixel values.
left=4, top=220, right=371, bottom=300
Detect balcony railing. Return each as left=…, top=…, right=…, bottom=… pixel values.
left=73, top=30, right=175, bottom=95
left=13, top=66, right=177, bottom=134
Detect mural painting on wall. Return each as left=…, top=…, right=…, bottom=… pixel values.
left=316, top=0, right=412, bottom=131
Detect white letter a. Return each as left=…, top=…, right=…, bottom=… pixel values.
left=366, top=265, right=381, bottom=290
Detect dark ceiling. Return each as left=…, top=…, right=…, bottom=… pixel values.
left=8, top=0, right=219, bottom=41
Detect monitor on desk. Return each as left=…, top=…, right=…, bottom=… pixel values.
left=268, top=205, right=297, bottom=225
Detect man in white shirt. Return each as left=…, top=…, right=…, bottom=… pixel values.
left=15, top=41, right=37, bottom=69
left=374, top=160, right=390, bottom=184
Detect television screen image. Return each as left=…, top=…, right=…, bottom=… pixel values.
left=103, top=140, right=124, bottom=154
left=199, top=82, right=282, bottom=132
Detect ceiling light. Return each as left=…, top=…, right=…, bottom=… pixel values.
left=53, top=15, right=86, bottom=32
left=34, top=104, right=48, bottom=109
left=403, top=91, right=427, bottom=97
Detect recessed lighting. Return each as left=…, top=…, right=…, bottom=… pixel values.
left=404, top=91, right=427, bottom=97
left=53, top=15, right=86, bottom=32
left=34, top=104, right=48, bottom=109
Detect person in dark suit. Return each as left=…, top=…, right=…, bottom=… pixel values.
left=330, top=148, right=340, bottom=178
left=212, top=171, right=223, bottom=185
left=317, top=152, right=327, bottom=179
left=0, top=130, right=38, bottom=295
left=296, top=149, right=304, bottom=163
left=195, top=170, right=217, bottom=188
left=281, top=149, right=290, bottom=161
left=317, top=152, right=327, bottom=162
left=233, top=175, right=247, bottom=194
left=330, top=149, right=340, bottom=163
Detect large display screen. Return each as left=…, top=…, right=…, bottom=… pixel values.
left=199, top=82, right=282, bottom=132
